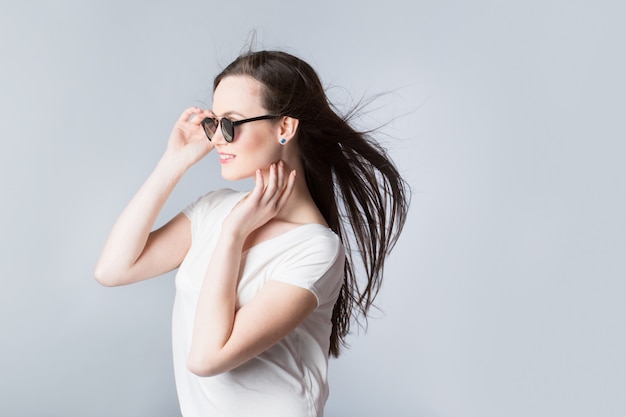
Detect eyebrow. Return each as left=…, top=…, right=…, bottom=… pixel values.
left=214, top=110, right=246, bottom=119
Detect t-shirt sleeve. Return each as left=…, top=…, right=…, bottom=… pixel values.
left=182, top=188, right=242, bottom=233
left=183, top=190, right=219, bottom=222
left=270, top=233, right=345, bottom=306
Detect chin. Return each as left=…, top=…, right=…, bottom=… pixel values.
left=220, top=166, right=254, bottom=182
left=220, top=172, right=242, bottom=181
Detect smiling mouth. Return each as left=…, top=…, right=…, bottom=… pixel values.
left=219, top=153, right=235, bottom=163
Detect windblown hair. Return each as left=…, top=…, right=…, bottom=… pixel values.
left=214, top=50, right=410, bottom=357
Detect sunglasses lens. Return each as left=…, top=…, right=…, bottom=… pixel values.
left=221, top=118, right=235, bottom=143
left=202, top=118, right=218, bottom=141
left=221, top=117, right=235, bottom=142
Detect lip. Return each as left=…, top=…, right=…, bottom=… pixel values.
left=218, top=153, right=236, bottom=164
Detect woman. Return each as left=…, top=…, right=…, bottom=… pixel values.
left=95, top=50, right=409, bottom=417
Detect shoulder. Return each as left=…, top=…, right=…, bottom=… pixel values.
left=270, top=225, right=345, bottom=304
left=288, top=225, right=343, bottom=257
left=273, top=225, right=345, bottom=277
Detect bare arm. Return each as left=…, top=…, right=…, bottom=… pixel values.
left=94, top=107, right=214, bottom=286
left=186, top=163, right=318, bottom=377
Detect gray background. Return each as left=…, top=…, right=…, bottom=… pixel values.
left=1, top=1, right=624, bottom=416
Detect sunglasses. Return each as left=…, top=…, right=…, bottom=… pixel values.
left=201, top=114, right=279, bottom=143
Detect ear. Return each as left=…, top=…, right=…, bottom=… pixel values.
left=277, top=116, right=299, bottom=143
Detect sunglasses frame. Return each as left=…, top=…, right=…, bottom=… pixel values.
left=201, top=114, right=279, bottom=143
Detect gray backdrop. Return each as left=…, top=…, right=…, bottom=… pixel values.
left=1, top=1, right=624, bottom=416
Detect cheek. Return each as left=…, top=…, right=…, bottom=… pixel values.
left=240, top=131, right=282, bottom=164
left=245, top=143, right=282, bottom=168
left=221, top=136, right=281, bottom=180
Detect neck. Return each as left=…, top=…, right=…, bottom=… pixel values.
left=269, top=158, right=326, bottom=226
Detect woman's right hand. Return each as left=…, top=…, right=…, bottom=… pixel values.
left=95, top=106, right=212, bottom=286
left=164, top=107, right=215, bottom=168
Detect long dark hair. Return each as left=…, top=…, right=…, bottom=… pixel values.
left=214, top=50, right=410, bottom=357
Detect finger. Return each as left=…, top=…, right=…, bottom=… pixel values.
left=192, top=108, right=213, bottom=126
left=250, top=169, right=264, bottom=200
left=276, top=160, right=285, bottom=191
left=264, top=163, right=278, bottom=201
left=178, top=107, right=201, bottom=123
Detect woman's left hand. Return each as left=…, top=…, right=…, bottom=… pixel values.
left=188, top=161, right=311, bottom=378
left=222, top=161, right=296, bottom=239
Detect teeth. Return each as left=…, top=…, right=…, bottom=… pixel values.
left=220, top=154, right=234, bottom=160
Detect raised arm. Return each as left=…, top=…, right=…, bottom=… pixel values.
left=94, top=107, right=214, bottom=286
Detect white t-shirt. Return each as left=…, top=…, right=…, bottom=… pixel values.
left=172, top=189, right=345, bottom=417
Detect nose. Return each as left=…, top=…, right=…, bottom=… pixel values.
left=210, top=124, right=228, bottom=146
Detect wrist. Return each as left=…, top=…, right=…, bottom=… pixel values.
left=157, top=153, right=190, bottom=178
left=216, top=227, right=246, bottom=251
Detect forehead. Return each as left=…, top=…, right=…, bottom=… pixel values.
left=212, top=75, right=266, bottom=117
